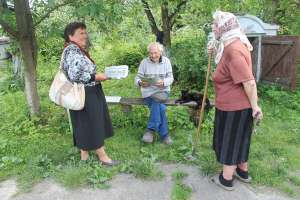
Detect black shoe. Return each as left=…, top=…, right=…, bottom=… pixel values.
left=210, top=172, right=234, bottom=191
left=100, top=160, right=120, bottom=167
left=234, top=168, right=252, bottom=183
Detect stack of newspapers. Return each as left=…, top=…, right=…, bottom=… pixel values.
left=104, top=65, right=129, bottom=79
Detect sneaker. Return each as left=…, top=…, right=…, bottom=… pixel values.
left=210, top=173, right=234, bottom=191
left=162, top=135, right=173, bottom=145
left=234, top=168, right=252, bottom=183
left=142, top=129, right=154, bottom=143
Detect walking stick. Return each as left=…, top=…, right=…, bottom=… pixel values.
left=192, top=53, right=212, bottom=156
left=67, top=109, right=73, bottom=135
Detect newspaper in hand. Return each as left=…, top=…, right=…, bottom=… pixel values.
left=104, top=65, right=129, bottom=79
left=140, top=76, right=161, bottom=85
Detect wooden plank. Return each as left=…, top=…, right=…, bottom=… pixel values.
left=262, top=40, right=294, bottom=45
left=263, top=43, right=294, bottom=77
left=106, top=97, right=198, bottom=107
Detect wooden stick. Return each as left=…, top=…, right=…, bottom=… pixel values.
left=67, top=109, right=73, bottom=135
left=192, top=53, right=212, bottom=155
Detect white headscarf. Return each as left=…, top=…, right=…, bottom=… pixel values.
left=207, top=11, right=253, bottom=64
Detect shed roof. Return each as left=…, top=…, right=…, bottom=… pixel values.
left=237, top=15, right=279, bottom=36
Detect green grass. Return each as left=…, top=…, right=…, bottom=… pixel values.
left=171, top=171, right=192, bottom=200
left=289, top=176, right=300, bottom=187
left=0, top=58, right=300, bottom=198
left=55, top=165, right=90, bottom=188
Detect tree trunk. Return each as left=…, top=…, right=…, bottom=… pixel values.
left=15, top=0, right=40, bottom=116
left=161, top=1, right=171, bottom=49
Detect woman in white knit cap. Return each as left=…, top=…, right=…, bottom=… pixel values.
left=207, top=11, right=263, bottom=191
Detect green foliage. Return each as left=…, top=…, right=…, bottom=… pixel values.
left=258, top=85, right=300, bottom=112
left=170, top=30, right=210, bottom=90
left=56, top=165, right=89, bottom=188
left=38, top=36, right=64, bottom=62
left=93, top=39, right=147, bottom=71
left=1, top=5, right=300, bottom=195
left=0, top=67, right=23, bottom=93
left=172, top=170, right=188, bottom=180
left=1, top=56, right=300, bottom=196
left=167, top=107, right=195, bottom=132
left=289, top=176, right=300, bottom=187
left=126, top=158, right=164, bottom=180
left=70, top=0, right=125, bottom=33
left=171, top=171, right=192, bottom=200
left=119, top=147, right=164, bottom=180
left=115, top=49, right=145, bottom=71
left=184, top=0, right=300, bottom=35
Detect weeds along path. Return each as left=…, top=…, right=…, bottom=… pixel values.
left=1, top=163, right=298, bottom=200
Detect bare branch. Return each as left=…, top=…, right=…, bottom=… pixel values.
left=0, top=19, right=18, bottom=39
left=141, top=0, right=160, bottom=35
left=169, top=0, right=188, bottom=27
left=33, top=1, right=72, bottom=27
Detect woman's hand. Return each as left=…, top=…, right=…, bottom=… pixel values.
left=155, top=80, right=164, bottom=88
left=207, top=40, right=215, bottom=55
left=95, top=73, right=110, bottom=81
left=139, top=80, right=150, bottom=88
left=207, top=47, right=214, bottom=55
left=252, top=105, right=263, bottom=121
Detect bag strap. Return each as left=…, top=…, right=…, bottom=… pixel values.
left=59, top=48, right=67, bottom=70
left=58, top=48, right=72, bottom=82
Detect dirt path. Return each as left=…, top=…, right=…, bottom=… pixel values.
left=0, top=163, right=297, bottom=200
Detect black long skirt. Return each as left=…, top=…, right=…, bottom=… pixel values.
left=213, top=108, right=253, bottom=165
left=69, top=84, right=114, bottom=150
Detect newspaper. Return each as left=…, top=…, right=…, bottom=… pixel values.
left=140, top=76, right=161, bottom=85
left=105, top=96, right=122, bottom=103
left=104, top=65, right=128, bottom=79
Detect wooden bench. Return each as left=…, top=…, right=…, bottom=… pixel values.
left=104, top=96, right=215, bottom=125
left=105, top=96, right=199, bottom=112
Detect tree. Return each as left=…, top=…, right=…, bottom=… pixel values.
left=0, top=0, right=40, bottom=116
left=141, top=0, right=189, bottom=49
left=0, top=0, right=71, bottom=116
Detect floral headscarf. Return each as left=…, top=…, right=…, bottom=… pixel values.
left=207, top=10, right=253, bottom=64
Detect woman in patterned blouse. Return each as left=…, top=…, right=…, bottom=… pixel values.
left=62, top=22, right=118, bottom=166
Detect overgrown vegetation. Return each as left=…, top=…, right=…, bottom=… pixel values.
left=1, top=53, right=300, bottom=197
left=0, top=0, right=300, bottom=198
left=171, top=171, right=192, bottom=200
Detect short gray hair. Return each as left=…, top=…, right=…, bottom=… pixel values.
left=147, top=42, right=164, bottom=53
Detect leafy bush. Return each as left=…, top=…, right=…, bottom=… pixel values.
left=115, top=50, right=145, bottom=71
left=258, top=84, right=300, bottom=111
left=170, top=30, right=210, bottom=90
left=38, top=37, right=64, bottom=62
left=93, top=39, right=147, bottom=71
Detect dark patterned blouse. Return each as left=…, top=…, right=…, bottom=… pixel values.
left=62, top=43, right=97, bottom=86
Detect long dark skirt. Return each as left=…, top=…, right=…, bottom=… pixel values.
left=69, top=84, right=114, bottom=150
left=213, top=108, right=253, bottom=165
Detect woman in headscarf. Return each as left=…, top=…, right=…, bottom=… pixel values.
left=207, top=11, right=263, bottom=190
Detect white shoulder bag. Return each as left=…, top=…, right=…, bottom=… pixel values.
left=49, top=50, right=85, bottom=110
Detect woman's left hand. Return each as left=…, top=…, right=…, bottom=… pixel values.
left=96, top=73, right=110, bottom=81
